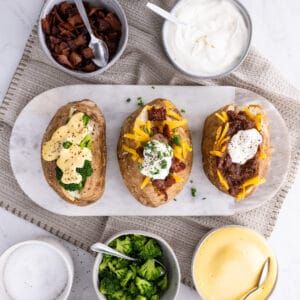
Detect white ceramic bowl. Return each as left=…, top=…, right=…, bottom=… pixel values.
left=38, top=0, right=128, bottom=78
left=162, top=0, right=252, bottom=79
left=191, top=226, right=278, bottom=299
left=0, top=237, right=74, bottom=300
left=93, top=230, right=181, bottom=299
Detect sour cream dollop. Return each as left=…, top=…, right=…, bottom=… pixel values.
left=140, top=140, right=173, bottom=180
left=228, top=128, right=262, bottom=164
left=164, top=0, right=250, bottom=76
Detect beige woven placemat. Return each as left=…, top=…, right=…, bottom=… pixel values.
left=1, top=0, right=300, bottom=286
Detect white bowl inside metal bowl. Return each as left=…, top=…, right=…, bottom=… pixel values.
left=0, top=238, right=74, bottom=300
left=38, top=0, right=128, bottom=78
left=162, top=0, right=252, bottom=79
left=92, top=230, right=181, bottom=300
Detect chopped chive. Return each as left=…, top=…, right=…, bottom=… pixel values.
left=151, top=86, right=155, bottom=89
left=137, top=97, right=144, bottom=107
left=191, top=187, right=197, bottom=197
left=180, top=109, right=186, bottom=113
left=190, top=180, right=193, bottom=184
left=173, top=198, right=177, bottom=201
left=126, top=98, right=131, bottom=103
left=202, top=197, right=206, bottom=200
left=160, top=159, right=167, bottom=169
left=171, top=135, right=181, bottom=146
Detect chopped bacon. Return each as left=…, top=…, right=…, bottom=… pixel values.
left=163, top=124, right=171, bottom=140
left=170, top=157, right=186, bottom=173
left=41, top=2, right=122, bottom=72
left=148, top=107, right=166, bottom=121
left=70, top=51, right=82, bottom=66
left=152, top=133, right=168, bottom=144
left=81, top=47, right=95, bottom=59
left=136, top=147, right=144, bottom=158
left=152, top=176, right=176, bottom=192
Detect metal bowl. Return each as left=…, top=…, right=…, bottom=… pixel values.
left=38, top=0, right=128, bottom=78
left=92, top=230, right=181, bottom=300
left=162, top=0, right=252, bottom=79
left=191, top=225, right=278, bottom=299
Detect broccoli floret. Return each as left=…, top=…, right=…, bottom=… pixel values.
left=128, top=281, right=139, bottom=295
left=137, top=259, right=163, bottom=281
left=76, top=160, right=93, bottom=179
left=99, top=274, right=120, bottom=295
left=136, top=277, right=157, bottom=297
left=109, top=290, right=128, bottom=300
left=136, top=296, right=147, bottom=300
left=79, top=134, right=92, bottom=149
left=121, top=269, right=136, bottom=287
left=157, top=274, right=168, bottom=291
left=82, top=114, right=90, bottom=126
left=132, top=234, right=148, bottom=252
left=151, top=295, right=160, bottom=300
left=114, top=268, right=128, bottom=280
left=99, top=254, right=111, bottom=272
left=111, top=236, right=132, bottom=255
left=139, top=239, right=162, bottom=259
left=114, top=257, right=130, bottom=269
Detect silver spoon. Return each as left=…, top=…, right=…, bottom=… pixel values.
left=91, top=242, right=166, bottom=275
left=146, top=2, right=187, bottom=26
left=74, top=0, right=109, bottom=67
left=243, top=257, right=270, bottom=300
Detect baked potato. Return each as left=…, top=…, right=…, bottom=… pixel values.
left=117, top=98, right=193, bottom=207
left=41, top=99, right=106, bottom=206
left=202, top=104, right=271, bottom=200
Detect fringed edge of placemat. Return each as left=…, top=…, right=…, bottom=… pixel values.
left=0, top=25, right=37, bottom=120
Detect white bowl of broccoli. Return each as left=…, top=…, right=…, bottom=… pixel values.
left=92, top=230, right=181, bottom=300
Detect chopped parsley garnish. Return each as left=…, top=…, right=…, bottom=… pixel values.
left=82, top=114, right=90, bottom=126
left=171, top=135, right=181, bottom=146
left=160, top=159, right=167, bottom=169
left=191, top=187, right=197, bottom=197
left=151, top=86, right=155, bottom=89
left=63, top=141, right=72, bottom=149
left=126, top=98, right=131, bottom=103
left=180, top=109, right=186, bottom=113
left=190, top=180, right=193, bottom=184
left=137, top=97, right=144, bottom=107
left=79, top=134, right=92, bottom=150
left=173, top=198, right=177, bottom=201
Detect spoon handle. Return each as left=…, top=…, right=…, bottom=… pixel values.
left=146, top=2, right=181, bottom=25
left=74, top=0, right=93, bottom=36
left=90, top=242, right=136, bottom=261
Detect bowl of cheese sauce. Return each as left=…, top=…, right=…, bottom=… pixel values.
left=192, top=226, right=277, bottom=300
left=162, top=0, right=252, bottom=78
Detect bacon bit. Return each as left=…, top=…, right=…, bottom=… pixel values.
left=170, top=157, right=186, bottom=173
left=151, top=133, right=168, bottom=144
left=81, top=47, right=95, bottom=59
left=163, top=124, right=171, bottom=140
left=70, top=52, right=82, bottom=66
left=56, top=54, right=74, bottom=69
left=148, top=107, right=166, bottom=121
left=41, top=2, right=122, bottom=72
left=153, top=176, right=176, bottom=192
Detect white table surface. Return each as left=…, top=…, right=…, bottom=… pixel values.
left=0, top=0, right=299, bottom=299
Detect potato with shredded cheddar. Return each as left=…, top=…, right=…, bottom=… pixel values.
left=202, top=103, right=271, bottom=200
left=117, top=98, right=193, bottom=207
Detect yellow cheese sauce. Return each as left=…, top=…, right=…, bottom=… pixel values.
left=193, top=227, right=277, bottom=300
left=42, top=112, right=92, bottom=184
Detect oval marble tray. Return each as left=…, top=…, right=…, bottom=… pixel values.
left=9, top=85, right=290, bottom=216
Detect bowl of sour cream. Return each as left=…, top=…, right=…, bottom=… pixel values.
left=162, top=0, right=252, bottom=78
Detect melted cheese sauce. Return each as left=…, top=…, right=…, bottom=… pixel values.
left=42, top=112, right=92, bottom=184
left=193, top=227, right=277, bottom=300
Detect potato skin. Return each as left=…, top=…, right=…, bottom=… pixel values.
left=41, top=99, right=106, bottom=206
left=117, top=99, right=193, bottom=207
left=202, top=104, right=271, bottom=198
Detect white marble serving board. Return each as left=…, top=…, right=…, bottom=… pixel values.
left=9, top=85, right=290, bottom=216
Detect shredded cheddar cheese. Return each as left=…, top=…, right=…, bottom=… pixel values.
left=209, top=150, right=223, bottom=157
left=163, top=119, right=187, bottom=130
left=167, top=110, right=182, bottom=120
left=141, top=176, right=150, bottom=189
left=217, top=170, right=229, bottom=190
left=172, top=174, right=183, bottom=182
left=133, top=126, right=149, bottom=138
